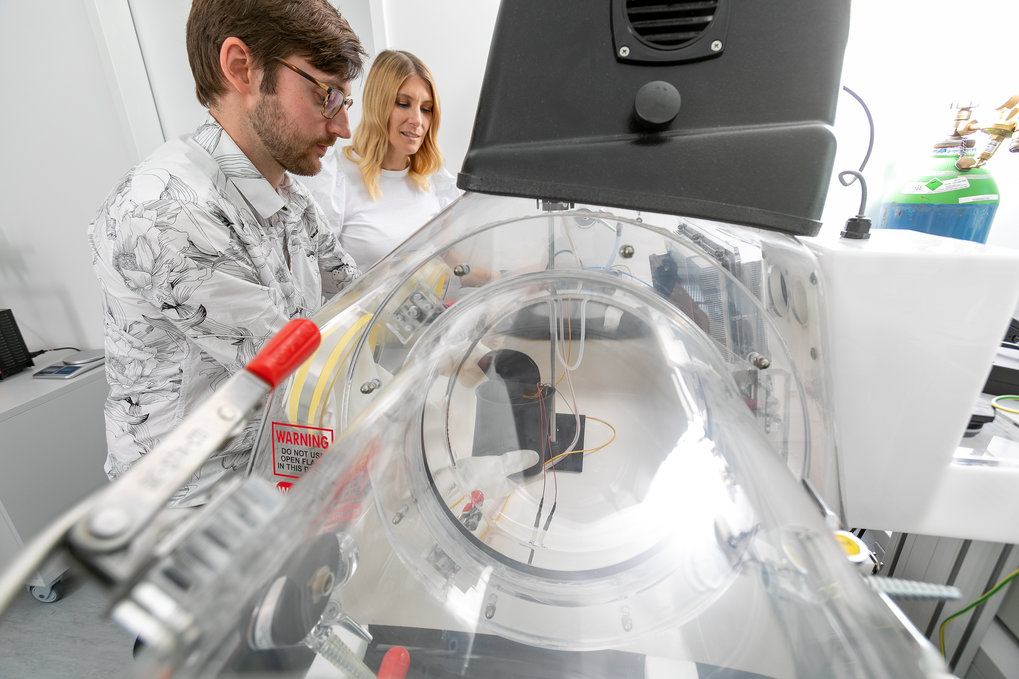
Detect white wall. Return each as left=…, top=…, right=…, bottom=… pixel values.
left=376, top=0, right=500, bottom=176
left=128, top=0, right=206, bottom=141
left=126, top=0, right=378, bottom=142
left=2, top=0, right=1018, bottom=354
left=0, top=1, right=140, bottom=352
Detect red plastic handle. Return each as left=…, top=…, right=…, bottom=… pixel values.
left=377, top=646, right=410, bottom=679
left=245, top=318, right=321, bottom=388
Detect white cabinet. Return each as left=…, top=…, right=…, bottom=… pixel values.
left=0, top=351, right=109, bottom=600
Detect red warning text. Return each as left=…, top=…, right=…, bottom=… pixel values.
left=270, top=422, right=334, bottom=479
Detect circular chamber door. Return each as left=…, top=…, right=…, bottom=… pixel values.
left=374, top=271, right=763, bottom=649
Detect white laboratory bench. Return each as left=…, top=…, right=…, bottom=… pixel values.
left=0, top=350, right=109, bottom=601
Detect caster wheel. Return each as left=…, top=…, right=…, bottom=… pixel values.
left=29, top=580, right=64, bottom=603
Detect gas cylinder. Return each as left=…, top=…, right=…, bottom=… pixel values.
left=877, top=138, right=1000, bottom=243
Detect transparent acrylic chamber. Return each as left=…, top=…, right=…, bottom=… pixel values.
left=136, top=195, right=942, bottom=677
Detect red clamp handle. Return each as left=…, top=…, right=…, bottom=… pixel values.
left=377, top=645, right=410, bottom=679
left=246, top=318, right=321, bottom=388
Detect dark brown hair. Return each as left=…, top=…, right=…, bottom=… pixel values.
left=186, top=0, right=366, bottom=107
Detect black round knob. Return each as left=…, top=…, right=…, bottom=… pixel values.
left=633, top=80, right=681, bottom=131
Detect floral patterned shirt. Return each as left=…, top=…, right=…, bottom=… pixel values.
left=87, top=117, right=360, bottom=506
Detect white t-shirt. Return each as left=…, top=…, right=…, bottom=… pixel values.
left=303, top=147, right=462, bottom=270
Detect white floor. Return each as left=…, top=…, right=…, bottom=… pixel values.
left=0, top=572, right=134, bottom=678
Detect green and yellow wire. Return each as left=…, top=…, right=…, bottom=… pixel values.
left=939, top=567, right=1019, bottom=657
left=991, top=394, right=1019, bottom=415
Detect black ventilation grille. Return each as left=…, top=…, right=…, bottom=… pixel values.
left=461, top=0, right=852, bottom=236
left=611, top=0, right=730, bottom=64
left=626, top=0, right=719, bottom=49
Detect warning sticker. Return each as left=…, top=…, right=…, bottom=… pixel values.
left=270, top=422, right=334, bottom=479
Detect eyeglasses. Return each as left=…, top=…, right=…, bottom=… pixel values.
left=274, top=57, right=353, bottom=119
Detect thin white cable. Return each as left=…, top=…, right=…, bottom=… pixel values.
left=544, top=355, right=581, bottom=471
left=555, top=297, right=588, bottom=372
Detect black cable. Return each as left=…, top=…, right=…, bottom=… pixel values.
left=29, top=346, right=81, bottom=358
left=541, top=502, right=558, bottom=532
left=527, top=498, right=545, bottom=565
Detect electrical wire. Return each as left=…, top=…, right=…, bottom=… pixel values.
left=554, top=336, right=582, bottom=457
left=553, top=313, right=573, bottom=388
left=543, top=415, right=617, bottom=468
left=555, top=298, right=588, bottom=371
left=528, top=381, right=554, bottom=564
left=541, top=380, right=559, bottom=509
left=939, top=567, right=1019, bottom=657
left=478, top=410, right=617, bottom=554
left=838, top=170, right=868, bottom=216
left=29, top=346, right=81, bottom=358
left=523, top=292, right=619, bottom=560
left=537, top=379, right=558, bottom=551
left=564, top=221, right=584, bottom=269
left=530, top=296, right=590, bottom=560
left=540, top=501, right=557, bottom=534
left=991, top=394, right=1019, bottom=415
left=479, top=414, right=618, bottom=543
left=527, top=497, right=544, bottom=565
left=838, top=85, right=876, bottom=233
left=841, top=85, right=875, bottom=173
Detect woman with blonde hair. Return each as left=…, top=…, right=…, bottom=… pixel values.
left=305, top=49, right=461, bottom=269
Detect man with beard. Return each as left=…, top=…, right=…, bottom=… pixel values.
left=87, top=0, right=366, bottom=506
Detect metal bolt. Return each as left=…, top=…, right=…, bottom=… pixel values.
left=88, top=507, right=132, bottom=539
left=809, top=272, right=818, bottom=285
left=748, top=352, right=771, bottom=369
left=320, top=600, right=341, bottom=625
left=619, top=45, right=630, bottom=57
left=453, top=263, right=472, bottom=277
left=711, top=40, right=723, bottom=52
left=619, top=244, right=635, bottom=259
left=360, top=378, right=382, bottom=394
